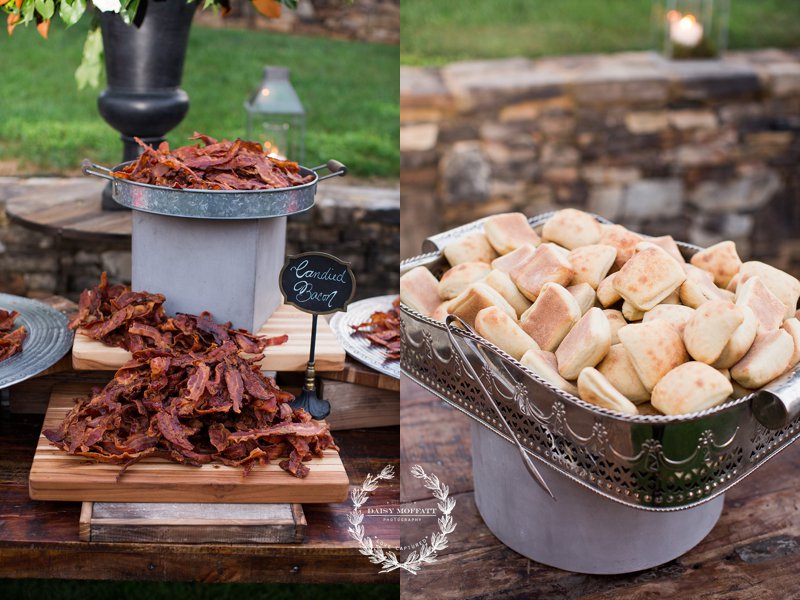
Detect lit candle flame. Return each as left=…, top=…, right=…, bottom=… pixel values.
left=668, top=12, right=703, bottom=48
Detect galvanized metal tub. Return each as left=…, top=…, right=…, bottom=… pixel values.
left=83, top=159, right=346, bottom=331
left=401, top=212, right=800, bottom=573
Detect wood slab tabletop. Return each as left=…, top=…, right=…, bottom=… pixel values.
left=400, top=376, right=800, bottom=600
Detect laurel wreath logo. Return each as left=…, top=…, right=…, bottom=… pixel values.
left=347, top=464, right=457, bottom=574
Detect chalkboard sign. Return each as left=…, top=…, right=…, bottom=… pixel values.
left=279, top=252, right=356, bottom=315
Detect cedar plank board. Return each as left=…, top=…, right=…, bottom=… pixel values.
left=399, top=376, right=800, bottom=599
left=71, top=304, right=346, bottom=372
left=29, top=386, right=349, bottom=504
left=79, top=501, right=306, bottom=544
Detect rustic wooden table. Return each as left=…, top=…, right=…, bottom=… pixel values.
left=0, top=297, right=400, bottom=584
left=400, top=377, right=800, bottom=600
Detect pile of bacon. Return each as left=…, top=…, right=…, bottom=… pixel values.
left=351, top=297, right=401, bottom=361
left=112, top=133, right=314, bottom=191
left=44, top=274, right=337, bottom=478
left=0, top=309, right=26, bottom=363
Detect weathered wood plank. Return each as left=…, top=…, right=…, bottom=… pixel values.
left=80, top=501, right=306, bottom=544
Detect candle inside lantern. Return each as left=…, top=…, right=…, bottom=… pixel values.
left=668, top=11, right=704, bottom=47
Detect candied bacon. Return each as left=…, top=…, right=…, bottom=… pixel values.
left=0, top=309, right=26, bottom=363
left=351, top=297, right=400, bottom=361
left=112, top=133, right=313, bottom=191
left=46, top=275, right=337, bottom=478
left=68, top=272, right=288, bottom=356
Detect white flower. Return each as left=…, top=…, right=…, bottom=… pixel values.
left=94, top=0, right=122, bottom=13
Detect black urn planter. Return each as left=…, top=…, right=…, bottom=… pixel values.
left=98, top=0, right=197, bottom=210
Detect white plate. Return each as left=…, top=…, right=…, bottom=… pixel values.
left=329, top=295, right=399, bottom=379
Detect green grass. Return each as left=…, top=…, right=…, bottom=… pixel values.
left=0, top=580, right=399, bottom=599
left=401, top=0, right=800, bottom=65
left=0, top=21, right=399, bottom=178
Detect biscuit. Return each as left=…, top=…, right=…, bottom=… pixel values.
left=642, top=304, right=695, bottom=337
left=618, top=319, right=689, bottom=391
left=483, top=213, right=541, bottom=255
left=510, top=243, right=574, bottom=301
left=430, top=301, right=452, bottom=322
left=603, top=309, right=627, bottom=344
left=730, top=329, right=794, bottom=389
left=400, top=266, right=441, bottom=316
left=567, top=283, right=596, bottom=315
left=651, top=362, right=733, bottom=416
left=567, top=244, right=617, bottom=289
left=491, top=243, right=537, bottom=274
left=649, top=235, right=685, bottom=264
left=712, top=306, right=757, bottom=369
left=449, top=282, right=516, bottom=328
left=443, top=232, right=497, bottom=266
left=596, top=273, right=622, bottom=307
left=577, top=367, right=639, bottom=415
left=690, top=241, right=742, bottom=288
left=482, top=269, right=531, bottom=317
left=738, top=261, right=800, bottom=320
left=781, top=317, right=800, bottom=368
left=556, top=307, right=612, bottom=380
left=599, top=224, right=643, bottom=270
left=735, top=275, right=786, bottom=333
left=475, top=306, right=539, bottom=360
left=541, top=208, right=602, bottom=250
left=438, top=262, right=492, bottom=300
left=683, top=300, right=745, bottom=364
left=596, top=343, right=650, bottom=404
left=520, top=348, right=579, bottom=396
left=613, top=245, right=687, bottom=311
left=622, top=301, right=644, bottom=322
left=679, top=264, right=728, bottom=308
left=519, top=282, right=582, bottom=352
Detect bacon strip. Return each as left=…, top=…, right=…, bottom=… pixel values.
left=351, top=297, right=400, bottom=361
left=0, top=309, right=26, bottom=363
left=112, top=133, right=313, bottom=191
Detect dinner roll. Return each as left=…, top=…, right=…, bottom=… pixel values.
left=438, top=262, right=491, bottom=300
left=400, top=266, right=441, bottom=316
left=613, top=244, right=687, bottom=311
left=731, top=329, right=795, bottom=389
left=510, top=243, right=574, bottom=301
left=443, top=232, right=497, bottom=266
left=475, top=306, right=539, bottom=360
left=483, top=213, right=540, bottom=255
left=618, top=319, right=689, bottom=392
left=683, top=300, right=745, bottom=365
left=541, top=208, right=602, bottom=250
left=555, top=308, right=612, bottom=380
left=577, top=367, right=639, bottom=415
left=520, top=348, right=579, bottom=396
left=519, top=283, right=582, bottom=352
left=651, top=362, right=733, bottom=416
left=690, top=240, right=742, bottom=288
left=596, top=344, right=650, bottom=404
left=599, top=224, right=643, bottom=270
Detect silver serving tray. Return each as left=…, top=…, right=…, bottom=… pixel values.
left=329, top=295, right=400, bottom=379
left=401, top=212, right=800, bottom=511
left=82, top=159, right=347, bottom=220
left=0, top=294, right=73, bottom=390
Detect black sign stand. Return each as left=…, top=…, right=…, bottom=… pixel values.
left=279, top=252, right=356, bottom=420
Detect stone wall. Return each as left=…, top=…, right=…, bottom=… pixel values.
left=401, top=50, right=800, bottom=275
left=0, top=178, right=399, bottom=302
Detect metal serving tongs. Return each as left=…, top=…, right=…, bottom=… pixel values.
left=446, top=315, right=556, bottom=500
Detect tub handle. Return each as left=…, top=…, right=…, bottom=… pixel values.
left=751, top=367, right=800, bottom=429
left=81, top=159, right=116, bottom=182
left=446, top=315, right=555, bottom=500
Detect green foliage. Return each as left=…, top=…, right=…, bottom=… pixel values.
left=401, top=0, right=800, bottom=65
left=0, top=20, right=399, bottom=179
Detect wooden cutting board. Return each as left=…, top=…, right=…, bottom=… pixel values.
left=29, top=386, right=350, bottom=504
left=71, top=304, right=346, bottom=372
left=79, top=501, right=306, bottom=544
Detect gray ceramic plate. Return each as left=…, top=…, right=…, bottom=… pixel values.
left=0, top=294, right=74, bottom=389
left=329, top=295, right=399, bottom=379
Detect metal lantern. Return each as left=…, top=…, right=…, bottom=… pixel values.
left=245, top=66, right=306, bottom=163
left=653, top=0, right=730, bottom=59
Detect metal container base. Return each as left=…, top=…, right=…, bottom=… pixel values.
left=471, top=421, right=725, bottom=574
left=132, top=212, right=285, bottom=332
